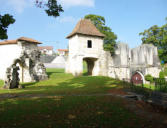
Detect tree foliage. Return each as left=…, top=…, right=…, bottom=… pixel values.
left=36, top=0, right=63, bottom=18
left=84, top=14, right=117, bottom=55
left=139, top=18, right=167, bottom=63
left=0, top=14, right=15, bottom=40
left=0, top=0, right=63, bottom=40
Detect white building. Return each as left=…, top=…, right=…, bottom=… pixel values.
left=38, top=46, right=54, bottom=55
left=65, top=19, right=105, bottom=76
left=57, top=49, right=68, bottom=56
left=65, top=19, right=161, bottom=84
left=0, top=37, right=47, bottom=83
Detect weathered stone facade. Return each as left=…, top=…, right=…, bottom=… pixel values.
left=0, top=37, right=48, bottom=89
left=101, top=43, right=161, bottom=81
left=66, top=19, right=161, bottom=83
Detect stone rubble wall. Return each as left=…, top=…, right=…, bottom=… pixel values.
left=130, top=44, right=160, bottom=66
left=113, top=43, right=130, bottom=67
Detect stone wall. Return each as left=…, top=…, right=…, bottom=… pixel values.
left=0, top=41, right=48, bottom=85
left=130, top=44, right=160, bottom=67
left=113, top=43, right=130, bottom=67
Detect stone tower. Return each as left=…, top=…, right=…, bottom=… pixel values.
left=65, top=19, right=105, bottom=76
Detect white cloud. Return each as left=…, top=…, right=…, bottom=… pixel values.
left=58, top=0, right=95, bottom=8
left=57, top=16, right=79, bottom=23
left=0, top=0, right=33, bottom=13
left=0, top=0, right=95, bottom=13
left=46, top=16, right=78, bottom=29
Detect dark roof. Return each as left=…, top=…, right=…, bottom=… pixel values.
left=0, top=37, right=42, bottom=45
left=38, top=46, right=53, bottom=50
left=66, top=19, right=105, bottom=38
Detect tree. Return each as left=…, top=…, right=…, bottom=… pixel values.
left=0, top=14, right=15, bottom=40
left=139, top=18, right=167, bottom=63
left=0, top=0, right=63, bottom=40
left=35, top=0, right=63, bottom=18
left=84, top=14, right=117, bottom=55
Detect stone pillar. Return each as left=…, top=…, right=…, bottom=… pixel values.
left=3, top=68, right=12, bottom=89
left=10, top=65, right=20, bottom=89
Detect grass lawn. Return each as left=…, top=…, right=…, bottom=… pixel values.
left=144, top=84, right=155, bottom=90
left=0, top=68, right=124, bottom=95
left=0, top=96, right=145, bottom=128
left=0, top=79, right=4, bottom=87
left=0, top=68, right=166, bottom=128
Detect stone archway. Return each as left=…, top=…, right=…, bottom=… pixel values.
left=83, top=57, right=97, bottom=75
left=131, top=71, right=144, bottom=84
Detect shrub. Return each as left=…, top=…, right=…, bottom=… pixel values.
left=154, top=78, right=167, bottom=92
left=159, top=71, right=165, bottom=78
left=145, top=74, right=154, bottom=83
left=164, top=67, right=167, bottom=76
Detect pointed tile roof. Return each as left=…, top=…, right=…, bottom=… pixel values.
left=0, top=37, right=42, bottom=45
left=66, top=19, right=105, bottom=38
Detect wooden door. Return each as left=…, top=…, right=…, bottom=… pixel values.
left=131, top=72, right=143, bottom=84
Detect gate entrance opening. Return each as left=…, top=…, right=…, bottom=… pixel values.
left=83, top=57, right=97, bottom=76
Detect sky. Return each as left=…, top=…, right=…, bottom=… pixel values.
left=0, top=0, right=167, bottom=50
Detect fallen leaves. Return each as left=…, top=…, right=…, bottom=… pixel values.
left=68, top=114, right=76, bottom=119
left=97, top=111, right=104, bottom=115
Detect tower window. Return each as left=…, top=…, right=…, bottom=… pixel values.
left=87, top=40, right=92, bottom=48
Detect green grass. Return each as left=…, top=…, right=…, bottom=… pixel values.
left=0, top=68, right=123, bottom=95
left=0, top=96, right=145, bottom=128
left=144, top=84, right=155, bottom=90
left=83, top=60, right=88, bottom=75
left=0, top=79, right=4, bottom=87
left=0, top=68, right=159, bottom=95
left=0, top=68, right=164, bottom=127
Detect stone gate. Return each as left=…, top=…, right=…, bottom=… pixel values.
left=65, top=19, right=161, bottom=83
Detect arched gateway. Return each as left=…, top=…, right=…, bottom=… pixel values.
left=83, top=57, right=98, bottom=75
left=65, top=19, right=105, bottom=76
